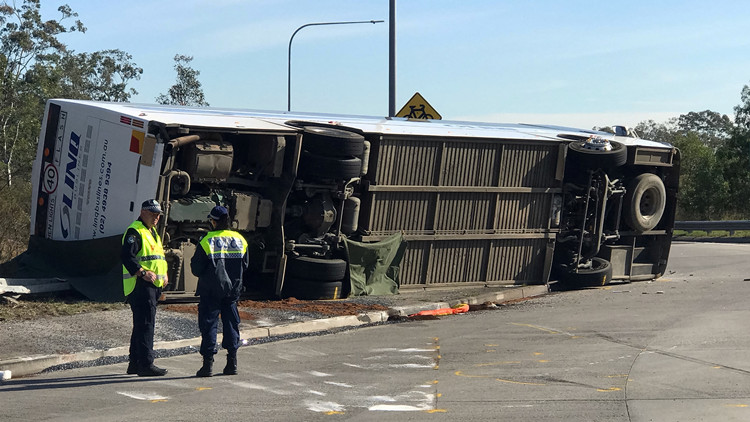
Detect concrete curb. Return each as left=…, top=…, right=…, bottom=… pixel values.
left=0, top=284, right=548, bottom=379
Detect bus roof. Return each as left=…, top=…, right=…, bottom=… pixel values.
left=50, top=99, right=671, bottom=148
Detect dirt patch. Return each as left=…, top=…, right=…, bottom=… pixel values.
left=163, top=297, right=389, bottom=320
left=239, top=297, right=389, bottom=316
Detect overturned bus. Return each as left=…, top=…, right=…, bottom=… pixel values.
left=26, top=100, right=679, bottom=301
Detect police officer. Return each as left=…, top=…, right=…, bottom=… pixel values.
left=121, top=199, right=169, bottom=377
left=191, top=205, right=249, bottom=377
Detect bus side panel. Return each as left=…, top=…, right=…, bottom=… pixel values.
left=360, top=134, right=561, bottom=287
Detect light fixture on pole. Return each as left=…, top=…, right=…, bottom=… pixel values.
left=287, top=19, right=384, bottom=112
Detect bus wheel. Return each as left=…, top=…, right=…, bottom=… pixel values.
left=283, top=279, right=343, bottom=300
left=298, top=151, right=362, bottom=180
left=286, top=256, right=347, bottom=281
left=560, top=257, right=612, bottom=288
left=567, top=139, right=627, bottom=170
left=624, top=173, right=666, bottom=233
left=302, top=126, right=365, bottom=157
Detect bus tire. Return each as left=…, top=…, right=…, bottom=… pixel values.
left=561, top=257, right=612, bottom=288
left=624, top=173, right=666, bottom=233
left=302, top=126, right=365, bottom=157
left=286, top=256, right=347, bottom=281
left=283, top=279, right=343, bottom=300
left=567, top=140, right=627, bottom=170
left=298, top=151, right=362, bottom=180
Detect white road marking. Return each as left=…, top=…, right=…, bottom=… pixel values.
left=308, top=370, right=332, bottom=377
left=117, top=391, right=169, bottom=401
left=230, top=381, right=290, bottom=395
left=368, top=391, right=434, bottom=412
left=324, top=381, right=353, bottom=388
left=306, top=400, right=345, bottom=413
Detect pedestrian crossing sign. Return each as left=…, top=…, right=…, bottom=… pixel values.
left=396, top=92, right=441, bottom=120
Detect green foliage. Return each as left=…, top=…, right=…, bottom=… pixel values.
left=0, top=1, right=142, bottom=265
left=677, top=110, right=732, bottom=149
left=0, top=179, right=31, bottom=262
left=156, top=54, right=208, bottom=106
left=671, top=132, right=727, bottom=220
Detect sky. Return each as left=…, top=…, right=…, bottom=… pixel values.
left=39, top=0, right=750, bottom=130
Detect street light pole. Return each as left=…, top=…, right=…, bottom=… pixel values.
left=287, top=20, right=384, bottom=112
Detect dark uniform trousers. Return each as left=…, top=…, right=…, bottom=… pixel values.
left=129, top=279, right=162, bottom=367
left=198, top=297, right=241, bottom=357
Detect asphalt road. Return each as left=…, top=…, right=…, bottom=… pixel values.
left=1, top=241, right=749, bottom=421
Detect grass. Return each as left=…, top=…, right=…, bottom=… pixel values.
left=0, top=291, right=127, bottom=322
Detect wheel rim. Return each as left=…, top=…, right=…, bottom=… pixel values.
left=640, top=187, right=661, bottom=219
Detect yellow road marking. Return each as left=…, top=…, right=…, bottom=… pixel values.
left=512, top=323, right=559, bottom=334
left=325, top=411, right=345, bottom=415
left=150, top=399, right=168, bottom=403
left=496, top=378, right=546, bottom=386
left=597, top=387, right=622, bottom=392
left=196, top=387, right=212, bottom=391
left=724, top=404, right=748, bottom=408
left=474, top=361, right=521, bottom=367
left=425, top=409, right=447, bottom=413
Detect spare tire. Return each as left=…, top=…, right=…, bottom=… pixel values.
left=283, top=278, right=343, bottom=300
left=560, top=257, right=612, bottom=288
left=623, top=173, right=666, bottom=233
left=302, top=126, right=365, bottom=157
left=298, top=151, right=362, bottom=180
left=567, top=140, right=627, bottom=171
left=287, top=256, right=347, bottom=281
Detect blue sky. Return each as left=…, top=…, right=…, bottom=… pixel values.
left=42, top=0, right=750, bottom=129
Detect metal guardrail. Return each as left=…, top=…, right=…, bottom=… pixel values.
left=674, top=220, right=750, bottom=234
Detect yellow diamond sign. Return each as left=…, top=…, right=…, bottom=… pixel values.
left=396, top=92, right=441, bottom=120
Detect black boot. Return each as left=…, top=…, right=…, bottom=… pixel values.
left=223, top=351, right=237, bottom=375
left=196, top=355, right=214, bottom=377
left=126, top=360, right=138, bottom=375
left=137, top=363, right=167, bottom=377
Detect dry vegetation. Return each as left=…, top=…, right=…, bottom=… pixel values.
left=0, top=292, right=126, bottom=322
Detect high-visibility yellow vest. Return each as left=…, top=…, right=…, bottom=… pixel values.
left=122, top=220, right=167, bottom=296
left=199, top=229, right=247, bottom=259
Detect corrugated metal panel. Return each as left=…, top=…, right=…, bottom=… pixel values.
left=366, top=135, right=559, bottom=287
left=436, top=192, right=494, bottom=231
left=426, top=240, right=488, bottom=283
left=486, top=239, right=548, bottom=282
left=368, top=192, right=432, bottom=232
left=441, top=142, right=499, bottom=186
left=395, top=238, right=549, bottom=286
left=498, top=144, right=558, bottom=187
left=495, top=193, right=552, bottom=231
left=375, top=139, right=437, bottom=185
left=399, top=244, right=427, bottom=286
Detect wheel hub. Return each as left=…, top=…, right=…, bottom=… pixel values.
left=581, top=135, right=613, bottom=151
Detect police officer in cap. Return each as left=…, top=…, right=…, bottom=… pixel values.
left=191, top=205, right=249, bottom=377
left=121, top=199, right=169, bottom=376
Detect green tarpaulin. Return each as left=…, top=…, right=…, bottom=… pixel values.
left=343, top=232, right=407, bottom=296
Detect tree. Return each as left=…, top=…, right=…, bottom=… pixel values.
left=671, top=132, right=728, bottom=220
left=0, top=0, right=143, bottom=263
left=676, top=110, right=733, bottom=149
left=715, top=83, right=750, bottom=217
left=156, top=54, right=209, bottom=106
left=0, top=1, right=143, bottom=188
